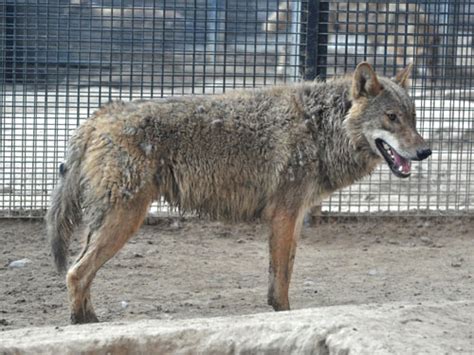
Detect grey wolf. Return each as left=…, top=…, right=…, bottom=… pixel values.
left=46, top=62, right=431, bottom=323
left=264, top=2, right=437, bottom=77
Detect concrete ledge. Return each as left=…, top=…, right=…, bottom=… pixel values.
left=1, top=301, right=472, bottom=354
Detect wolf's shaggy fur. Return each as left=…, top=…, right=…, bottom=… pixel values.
left=46, top=63, right=429, bottom=323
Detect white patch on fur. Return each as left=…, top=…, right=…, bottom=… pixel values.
left=140, top=143, right=153, bottom=156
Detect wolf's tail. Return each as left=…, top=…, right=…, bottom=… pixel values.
left=45, top=135, right=86, bottom=274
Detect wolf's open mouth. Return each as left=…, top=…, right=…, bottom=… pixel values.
left=375, top=139, right=411, bottom=178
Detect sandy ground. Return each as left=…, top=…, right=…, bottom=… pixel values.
left=0, top=217, right=472, bottom=331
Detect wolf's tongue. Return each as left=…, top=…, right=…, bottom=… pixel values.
left=393, top=149, right=411, bottom=173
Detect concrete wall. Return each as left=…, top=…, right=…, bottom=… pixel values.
left=0, top=301, right=472, bottom=354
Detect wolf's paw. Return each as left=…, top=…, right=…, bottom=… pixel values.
left=70, top=310, right=99, bottom=324
left=267, top=295, right=290, bottom=312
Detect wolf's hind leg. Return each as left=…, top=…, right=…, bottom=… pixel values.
left=67, top=195, right=152, bottom=324
left=267, top=207, right=305, bottom=311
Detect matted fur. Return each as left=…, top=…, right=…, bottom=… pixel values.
left=45, top=63, right=430, bottom=323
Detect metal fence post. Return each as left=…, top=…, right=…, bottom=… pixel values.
left=2, top=1, right=14, bottom=83
left=304, top=0, right=328, bottom=81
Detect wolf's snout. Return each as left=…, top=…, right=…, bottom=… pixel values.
left=416, top=148, right=432, bottom=161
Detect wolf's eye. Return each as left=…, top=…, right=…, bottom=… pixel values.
left=387, top=113, right=398, bottom=122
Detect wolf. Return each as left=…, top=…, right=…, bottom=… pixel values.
left=264, top=2, right=438, bottom=77
left=46, top=62, right=431, bottom=324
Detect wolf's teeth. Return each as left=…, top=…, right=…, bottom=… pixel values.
left=398, top=166, right=403, bottom=172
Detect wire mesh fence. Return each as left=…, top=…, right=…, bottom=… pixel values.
left=0, top=0, right=473, bottom=218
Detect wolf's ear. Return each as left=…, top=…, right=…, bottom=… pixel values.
left=393, top=63, right=413, bottom=89
left=352, top=62, right=382, bottom=99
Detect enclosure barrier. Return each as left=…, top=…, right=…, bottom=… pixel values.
left=0, top=0, right=473, bottom=218
left=0, top=301, right=472, bottom=354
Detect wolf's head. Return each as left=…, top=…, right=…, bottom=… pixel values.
left=347, top=62, right=431, bottom=178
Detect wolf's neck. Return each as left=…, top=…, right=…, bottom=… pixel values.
left=320, top=121, right=379, bottom=192
left=300, top=81, right=380, bottom=193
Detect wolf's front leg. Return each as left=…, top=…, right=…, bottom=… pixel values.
left=267, top=207, right=305, bottom=311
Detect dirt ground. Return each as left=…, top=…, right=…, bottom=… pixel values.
left=0, top=216, right=472, bottom=331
